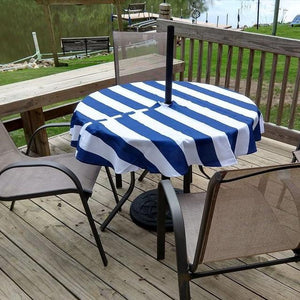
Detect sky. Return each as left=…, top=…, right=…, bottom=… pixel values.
left=192, top=0, right=300, bottom=28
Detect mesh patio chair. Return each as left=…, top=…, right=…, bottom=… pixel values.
left=157, top=163, right=300, bottom=300
left=0, top=121, right=110, bottom=266
left=113, top=30, right=168, bottom=188
left=113, top=30, right=168, bottom=85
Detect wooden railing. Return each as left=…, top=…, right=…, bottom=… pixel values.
left=157, top=19, right=300, bottom=146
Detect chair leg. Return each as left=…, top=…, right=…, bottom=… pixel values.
left=183, top=166, right=192, bottom=193
left=115, top=173, right=122, bottom=188
left=178, top=275, right=191, bottom=300
left=157, top=184, right=167, bottom=260
left=81, top=195, right=108, bottom=266
left=199, top=165, right=210, bottom=179
left=10, top=201, right=16, bottom=211
left=105, top=166, right=119, bottom=205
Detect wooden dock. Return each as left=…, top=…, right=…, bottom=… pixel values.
left=113, top=13, right=232, bottom=29
left=1, top=133, right=299, bottom=299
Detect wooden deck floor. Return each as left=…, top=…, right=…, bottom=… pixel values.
left=1, top=133, right=299, bottom=300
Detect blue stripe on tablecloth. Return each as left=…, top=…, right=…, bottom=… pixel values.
left=117, top=114, right=189, bottom=174
left=120, top=83, right=165, bottom=103
left=253, top=121, right=263, bottom=141
left=155, top=102, right=238, bottom=152
left=142, top=108, right=223, bottom=166
left=71, top=110, right=92, bottom=128
left=148, top=81, right=260, bottom=130
left=179, top=81, right=258, bottom=110
left=169, top=102, right=257, bottom=155
left=82, top=95, right=122, bottom=117
left=101, top=88, right=151, bottom=110
left=76, top=146, right=114, bottom=167
left=85, top=121, right=160, bottom=173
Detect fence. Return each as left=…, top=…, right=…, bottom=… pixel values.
left=157, top=19, right=300, bottom=146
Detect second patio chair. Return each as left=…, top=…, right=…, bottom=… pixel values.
left=292, top=142, right=300, bottom=162
left=112, top=30, right=168, bottom=188
left=0, top=121, right=108, bottom=266
left=113, top=30, right=167, bottom=85
left=157, top=163, right=300, bottom=300
left=112, top=31, right=197, bottom=192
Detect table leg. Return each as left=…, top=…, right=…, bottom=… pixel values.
left=115, top=173, right=123, bottom=188
left=101, top=172, right=135, bottom=231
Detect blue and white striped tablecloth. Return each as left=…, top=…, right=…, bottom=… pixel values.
left=71, top=81, right=264, bottom=177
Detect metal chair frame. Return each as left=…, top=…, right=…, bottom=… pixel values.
left=157, top=164, right=300, bottom=300
left=0, top=122, right=116, bottom=266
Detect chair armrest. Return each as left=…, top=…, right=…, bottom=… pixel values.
left=25, top=122, right=70, bottom=156
left=0, top=159, right=84, bottom=198
left=157, top=180, right=188, bottom=267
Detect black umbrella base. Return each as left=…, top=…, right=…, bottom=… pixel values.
left=130, top=188, right=182, bottom=232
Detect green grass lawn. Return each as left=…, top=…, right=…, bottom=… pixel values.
left=0, top=53, right=114, bottom=85
left=245, top=23, right=300, bottom=39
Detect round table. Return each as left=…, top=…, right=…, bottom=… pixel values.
left=71, top=80, right=264, bottom=230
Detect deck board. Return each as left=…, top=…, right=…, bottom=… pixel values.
left=0, top=133, right=299, bottom=300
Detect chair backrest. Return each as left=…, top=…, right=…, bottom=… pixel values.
left=193, top=164, right=300, bottom=270
left=0, top=121, right=19, bottom=154
left=113, top=31, right=167, bottom=85
left=294, top=150, right=300, bottom=162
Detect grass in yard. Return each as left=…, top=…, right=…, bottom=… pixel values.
left=245, top=23, right=300, bottom=39
left=0, top=53, right=114, bottom=85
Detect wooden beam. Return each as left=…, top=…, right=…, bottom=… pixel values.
left=263, top=122, right=300, bottom=147
left=42, top=3, right=60, bottom=67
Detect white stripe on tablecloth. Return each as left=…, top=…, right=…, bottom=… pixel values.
left=108, top=85, right=158, bottom=107
left=194, top=82, right=256, bottom=105
left=70, top=124, right=87, bottom=143
left=129, top=110, right=204, bottom=166
left=75, top=102, right=110, bottom=120
left=168, top=98, right=250, bottom=156
left=100, top=118, right=181, bottom=176
left=153, top=103, right=237, bottom=166
left=100, top=118, right=180, bottom=177
left=88, top=91, right=137, bottom=113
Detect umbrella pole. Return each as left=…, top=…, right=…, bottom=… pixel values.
left=165, top=25, right=174, bottom=105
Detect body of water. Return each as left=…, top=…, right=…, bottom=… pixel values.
left=1, top=0, right=299, bottom=64
left=197, top=0, right=300, bottom=28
